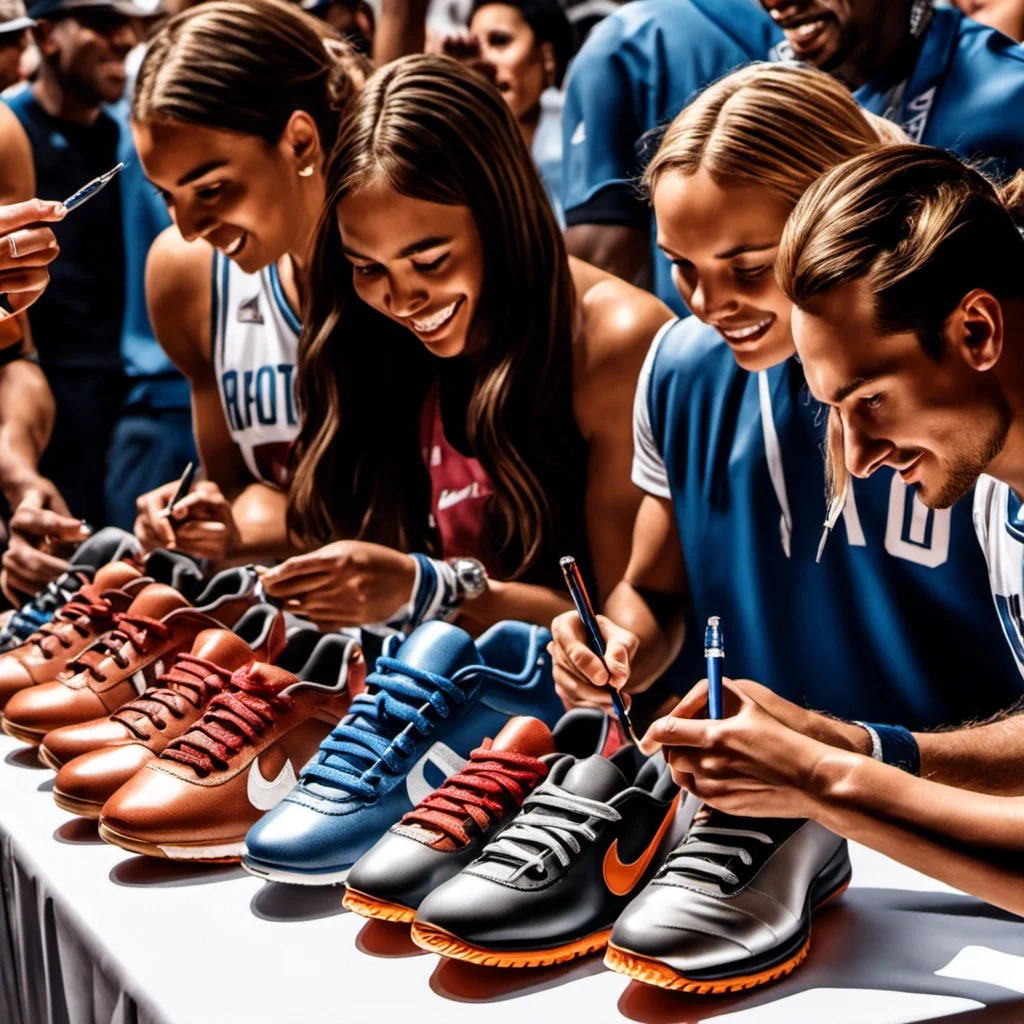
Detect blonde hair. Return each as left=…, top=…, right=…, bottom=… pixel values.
left=777, top=145, right=1024, bottom=506
left=642, top=62, right=905, bottom=202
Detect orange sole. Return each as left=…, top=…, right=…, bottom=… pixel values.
left=604, top=877, right=851, bottom=994
left=411, top=922, right=612, bottom=968
left=37, top=745, right=64, bottom=772
left=343, top=887, right=416, bottom=924
left=1, top=717, right=46, bottom=746
left=53, top=788, right=103, bottom=819
left=97, top=822, right=244, bottom=864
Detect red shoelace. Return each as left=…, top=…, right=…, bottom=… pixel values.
left=401, top=748, right=549, bottom=847
left=161, top=665, right=294, bottom=775
left=111, top=654, right=236, bottom=738
left=71, top=613, right=172, bottom=682
left=32, top=595, right=116, bottom=658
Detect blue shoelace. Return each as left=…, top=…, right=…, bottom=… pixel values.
left=301, top=656, right=470, bottom=801
left=0, top=574, right=80, bottom=647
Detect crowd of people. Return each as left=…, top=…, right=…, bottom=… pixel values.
left=1, top=0, right=1024, bottom=979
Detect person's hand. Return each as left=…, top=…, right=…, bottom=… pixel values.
left=0, top=198, right=65, bottom=316
left=439, top=32, right=498, bottom=86
left=548, top=610, right=639, bottom=710
left=259, top=540, right=417, bottom=631
left=1, top=481, right=88, bottom=603
left=135, top=480, right=240, bottom=564
left=639, top=678, right=844, bottom=818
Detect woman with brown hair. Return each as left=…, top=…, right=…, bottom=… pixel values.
left=258, top=54, right=670, bottom=638
left=129, top=0, right=369, bottom=565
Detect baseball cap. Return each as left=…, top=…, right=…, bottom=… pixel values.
left=0, top=0, right=35, bottom=33
left=28, top=0, right=154, bottom=19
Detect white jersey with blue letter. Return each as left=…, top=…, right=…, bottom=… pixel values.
left=211, top=251, right=301, bottom=489
left=972, top=474, right=1024, bottom=679
left=636, top=318, right=1021, bottom=729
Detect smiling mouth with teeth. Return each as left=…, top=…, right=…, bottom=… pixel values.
left=719, top=316, right=774, bottom=342
left=409, top=299, right=460, bottom=334
left=222, top=233, right=247, bottom=257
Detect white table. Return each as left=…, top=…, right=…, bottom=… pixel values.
left=2, top=732, right=1023, bottom=1024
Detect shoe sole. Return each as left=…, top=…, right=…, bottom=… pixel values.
left=411, top=922, right=613, bottom=968
left=240, top=858, right=351, bottom=886
left=53, top=788, right=103, bottom=819
left=37, top=745, right=64, bottom=771
left=343, top=887, right=416, bottom=923
left=98, top=823, right=246, bottom=863
left=604, top=862, right=852, bottom=994
left=1, top=717, right=47, bottom=746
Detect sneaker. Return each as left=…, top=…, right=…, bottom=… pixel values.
left=411, top=749, right=679, bottom=967
left=0, top=527, right=141, bottom=653
left=97, top=634, right=364, bottom=862
left=604, top=810, right=851, bottom=994
left=41, top=604, right=287, bottom=777
left=0, top=560, right=145, bottom=709
left=0, top=567, right=258, bottom=745
left=242, top=620, right=564, bottom=886
left=344, top=709, right=625, bottom=923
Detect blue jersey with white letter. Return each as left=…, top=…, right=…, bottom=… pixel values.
left=561, top=0, right=781, bottom=313
left=210, top=251, right=301, bottom=489
left=854, top=8, right=1024, bottom=179
left=643, top=318, right=1021, bottom=729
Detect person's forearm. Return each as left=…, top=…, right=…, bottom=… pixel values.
left=604, top=579, right=685, bottom=694
left=373, top=0, right=430, bottom=65
left=810, top=751, right=1024, bottom=917
left=457, top=578, right=572, bottom=633
left=0, top=358, right=54, bottom=506
left=227, top=483, right=295, bottom=567
left=913, top=709, right=1024, bottom=795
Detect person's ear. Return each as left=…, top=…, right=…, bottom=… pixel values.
left=539, top=40, right=556, bottom=86
left=280, top=110, right=322, bottom=179
left=33, top=20, right=60, bottom=59
left=948, top=288, right=1003, bottom=372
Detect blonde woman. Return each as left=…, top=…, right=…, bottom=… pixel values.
left=549, top=63, right=1022, bottom=991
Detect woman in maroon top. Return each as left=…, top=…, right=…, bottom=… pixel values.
left=259, top=55, right=670, bottom=644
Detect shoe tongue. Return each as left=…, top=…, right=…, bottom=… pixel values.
left=235, top=662, right=297, bottom=695
left=142, top=550, right=204, bottom=601
left=391, top=621, right=480, bottom=679
left=491, top=717, right=555, bottom=758
left=125, top=584, right=191, bottom=621
left=559, top=755, right=628, bottom=803
left=189, top=629, right=254, bottom=672
left=69, top=527, right=139, bottom=570
left=91, top=560, right=143, bottom=593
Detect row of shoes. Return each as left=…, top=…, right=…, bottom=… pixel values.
left=0, top=529, right=851, bottom=996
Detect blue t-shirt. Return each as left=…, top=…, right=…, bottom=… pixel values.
left=561, top=0, right=781, bottom=313
left=639, top=318, right=1022, bottom=729
left=854, top=7, right=1024, bottom=180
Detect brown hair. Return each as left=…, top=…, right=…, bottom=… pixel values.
left=288, top=54, right=579, bottom=578
left=133, top=0, right=371, bottom=152
left=642, top=62, right=905, bottom=202
left=777, top=145, right=1024, bottom=504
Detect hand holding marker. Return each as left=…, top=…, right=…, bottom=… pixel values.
left=704, top=615, right=724, bottom=719
left=560, top=555, right=640, bottom=744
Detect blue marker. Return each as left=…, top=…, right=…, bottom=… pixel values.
left=704, top=616, right=724, bottom=719
left=62, top=162, right=123, bottom=212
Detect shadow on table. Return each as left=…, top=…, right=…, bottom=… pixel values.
left=250, top=881, right=349, bottom=922
left=53, top=818, right=101, bottom=844
left=430, top=953, right=607, bottom=1003
left=36, top=776, right=54, bottom=793
left=616, top=888, right=1024, bottom=1024
left=356, top=919, right=427, bottom=959
left=110, top=856, right=245, bottom=888
left=5, top=746, right=45, bottom=769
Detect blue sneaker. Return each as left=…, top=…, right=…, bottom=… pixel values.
left=241, top=619, right=564, bottom=885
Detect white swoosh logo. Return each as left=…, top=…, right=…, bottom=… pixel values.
left=406, top=741, right=468, bottom=805
left=247, top=755, right=297, bottom=811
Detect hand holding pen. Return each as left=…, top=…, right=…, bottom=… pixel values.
left=0, top=198, right=66, bottom=317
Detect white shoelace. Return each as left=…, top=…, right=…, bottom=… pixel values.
left=665, top=824, right=774, bottom=886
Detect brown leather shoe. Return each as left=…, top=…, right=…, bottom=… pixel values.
left=48, top=610, right=287, bottom=815
left=0, top=561, right=146, bottom=710
left=98, top=635, right=365, bottom=862
left=1, top=568, right=257, bottom=746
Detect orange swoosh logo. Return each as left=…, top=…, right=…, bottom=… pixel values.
left=603, top=792, right=680, bottom=897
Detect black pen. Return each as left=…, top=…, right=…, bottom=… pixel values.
left=560, top=555, right=640, bottom=745
left=164, top=461, right=196, bottom=515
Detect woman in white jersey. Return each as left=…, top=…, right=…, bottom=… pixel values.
left=130, top=0, right=368, bottom=565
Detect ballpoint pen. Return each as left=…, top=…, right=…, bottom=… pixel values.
left=705, top=615, right=724, bottom=720
left=560, top=555, right=641, bottom=744
left=62, top=162, right=124, bottom=213
left=164, top=461, right=196, bottom=515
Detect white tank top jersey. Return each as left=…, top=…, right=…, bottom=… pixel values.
left=972, top=473, right=1024, bottom=678
left=210, top=251, right=302, bottom=489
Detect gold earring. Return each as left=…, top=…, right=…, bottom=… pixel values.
left=298, top=165, right=315, bottom=178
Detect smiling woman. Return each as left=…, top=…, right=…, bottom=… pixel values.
left=125, top=0, right=369, bottom=567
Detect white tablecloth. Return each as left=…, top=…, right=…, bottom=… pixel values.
left=2, top=732, right=1024, bottom=1024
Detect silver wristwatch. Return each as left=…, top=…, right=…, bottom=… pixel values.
left=446, top=557, right=488, bottom=602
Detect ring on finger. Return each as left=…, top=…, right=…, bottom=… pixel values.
left=7, top=233, right=18, bottom=259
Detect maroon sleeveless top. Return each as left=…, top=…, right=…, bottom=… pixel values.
left=419, top=382, right=499, bottom=574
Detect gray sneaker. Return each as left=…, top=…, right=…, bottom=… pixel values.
left=605, top=808, right=851, bottom=994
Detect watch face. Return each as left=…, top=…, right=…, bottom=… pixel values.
left=452, top=558, right=487, bottom=598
